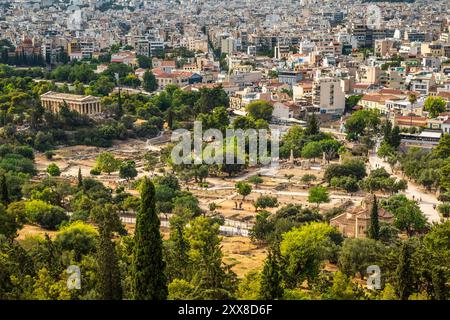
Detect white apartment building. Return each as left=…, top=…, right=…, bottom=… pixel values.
left=149, top=41, right=164, bottom=56
left=312, top=77, right=345, bottom=116
left=410, top=74, right=436, bottom=95
left=221, top=37, right=236, bottom=54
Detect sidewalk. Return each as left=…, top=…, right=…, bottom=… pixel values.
left=368, top=146, right=441, bottom=224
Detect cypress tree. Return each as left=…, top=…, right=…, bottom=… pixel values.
left=383, top=120, right=392, bottom=145
left=132, top=177, right=168, bottom=300
left=305, top=112, right=319, bottom=136
left=169, top=215, right=190, bottom=280
left=96, top=206, right=123, bottom=300
left=395, top=242, right=414, bottom=300
left=391, top=126, right=401, bottom=149
left=367, top=194, right=380, bottom=240
left=43, top=233, right=63, bottom=278
left=77, top=167, right=83, bottom=189
left=259, top=246, right=284, bottom=300
left=0, top=174, right=10, bottom=208
left=431, top=267, right=447, bottom=300
left=167, top=108, right=174, bottom=130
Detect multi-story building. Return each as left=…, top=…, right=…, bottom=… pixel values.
left=278, top=70, right=302, bottom=86
left=221, top=37, right=236, bottom=54
left=359, top=66, right=381, bottom=85
left=410, top=74, right=436, bottom=95
left=68, top=38, right=95, bottom=60
left=149, top=41, right=164, bottom=57
left=404, top=31, right=427, bottom=43
left=312, top=77, right=345, bottom=116
left=384, top=67, right=406, bottom=90
left=135, top=40, right=150, bottom=57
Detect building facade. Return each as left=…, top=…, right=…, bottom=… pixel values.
left=40, top=92, right=102, bottom=115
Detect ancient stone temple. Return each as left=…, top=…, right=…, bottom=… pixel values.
left=40, top=91, right=101, bottom=115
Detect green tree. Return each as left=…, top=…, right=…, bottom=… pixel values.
left=235, top=182, right=252, bottom=201
left=185, top=216, right=236, bottom=298
left=280, top=222, right=341, bottom=286
left=423, top=96, right=446, bottom=118
left=300, top=174, right=317, bottom=186
left=437, top=202, right=450, bottom=218
left=0, top=174, right=10, bottom=207
left=431, top=267, right=448, bottom=300
left=46, top=163, right=61, bottom=177
left=55, top=221, right=98, bottom=261
left=367, top=195, right=380, bottom=240
left=301, top=141, right=322, bottom=162
left=308, top=186, right=330, bottom=209
left=132, top=177, right=168, bottom=300
left=324, top=159, right=367, bottom=182
left=143, top=71, right=157, bottom=92
left=382, top=195, right=427, bottom=237
left=338, top=238, right=384, bottom=279
left=245, top=100, right=273, bottom=121
left=24, top=200, right=68, bottom=230
left=0, top=204, right=22, bottom=241
left=259, top=247, right=284, bottom=300
left=390, top=126, right=401, bottom=149
left=236, top=270, right=261, bottom=300
left=344, top=109, right=380, bottom=140
left=248, top=175, right=263, bottom=187
left=434, top=133, right=450, bottom=159
left=90, top=75, right=115, bottom=96
left=119, top=160, right=138, bottom=181
left=319, top=139, right=341, bottom=162
left=77, top=167, right=83, bottom=188
left=95, top=152, right=120, bottom=175
left=250, top=210, right=273, bottom=243
left=305, top=112, right=319, bottom=136
left=94, top=205, right=122, bottom=300
left=167, top=279, right=195, bottom=300
left=253, top=195, right=278, bottom=212
left=345, top=95, right=362, bottom=113
left=396, top=242, right=414, bottom=300
left=166, top=215, right=190, bottom=281
left=137, top=55, right=152, bottom=68
left=377, top=141, right=395, bottom=160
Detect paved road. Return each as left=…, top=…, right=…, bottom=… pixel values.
left=369, top=141, right=441, bottom=223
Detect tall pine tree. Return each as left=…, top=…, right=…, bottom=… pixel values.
left=367, top=194, right=380, bottom=240
left=132, top=177, right=168, bottom=300
left=305, top=112, right=319, bottom=136
left=95, top=205, right=123, bottom=300
left=168, top=215, right=190, bottom=281
left=395, top=242, right=414, bottom=300
left=383, top=120, right=392, bottom=145
left=77, top=167, right=83, bottom=189
left=259, top=245, right=284, bottom=300
left=0, top=174, right=10, bottom=208
left=391, top=126, right=401, bottom=149
left=431, top=266, right=448, bottom=300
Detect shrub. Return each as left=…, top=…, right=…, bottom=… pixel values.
left=24, top=200, right=68, bottom=230
left=55, top=221, right=98, bottom=258
left=90, top=168, right=101, bottom=175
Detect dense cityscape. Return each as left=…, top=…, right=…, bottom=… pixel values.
left=0, top=0, right=449, bottom=304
